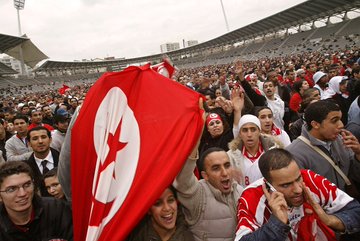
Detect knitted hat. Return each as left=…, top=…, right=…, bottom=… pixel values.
left=238, top=114, right=261, bottom=130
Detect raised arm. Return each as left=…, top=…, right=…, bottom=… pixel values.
left=231, top=87, right=245, bottom=138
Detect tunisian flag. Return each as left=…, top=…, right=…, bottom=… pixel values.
left=151, top=58, right=177, bottom=78
left=71, top=64, right=204, bottom=241
left=59, top=84, right=70, bottom=95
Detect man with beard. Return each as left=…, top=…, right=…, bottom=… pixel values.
left=313, top=71, right=329, bottom=99
left=41, top=105, right=55, bottom=127
left=26, top=126, right=59, bottom=197
left=235, top=148, right=360, bottom=241
left=174, top=146, right=244, bottom=241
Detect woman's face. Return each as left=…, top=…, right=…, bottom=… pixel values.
left=301, top=81, right=309, bottom=91
left=6, top=123, right=14, bottom=133
left=258, top=109, right=273, bottom=134
left=149, top=188, right=177, bottom=234
left=207, top=119, right=224, bottom=138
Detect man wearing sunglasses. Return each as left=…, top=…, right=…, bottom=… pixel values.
left=0, top=161, right=73, bottom=241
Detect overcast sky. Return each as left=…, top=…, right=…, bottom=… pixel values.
left=0, top=0, right=307, bottom=61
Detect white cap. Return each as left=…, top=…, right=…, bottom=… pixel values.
left=296, top=69, right=305, bottom=75
left=313, top=71, right=327, bottom=84
left=238, top=114, right=261, bottom=130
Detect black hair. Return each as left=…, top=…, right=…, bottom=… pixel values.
left=253, top=106, right=272, bottom=117
left=259, top=148, right=294, bottom=183
left=304, top=100, right=341, bottom=130
left=0, top=161, right=35, bottom=187
left=43, top=167, right=58, bottom=179
left=27, top=126, right=52, bottom=141
left=198, top=147, right=226, bottom=172
left=292, top=80, right=305, bottom=94
left=12, top=114, right=29, bottom=124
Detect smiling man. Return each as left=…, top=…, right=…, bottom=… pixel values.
left=235, top=148, right=360, bottom=241
left=26, top=126, right=59, bottom=197
left=0, top=161, right=73, bottom=241
left=286, top=100, right=360, bottom=192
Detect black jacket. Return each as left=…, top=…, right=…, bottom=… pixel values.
left=0, top=195, right=73, bottom=241
left=25, top=148, right=59, bottom=197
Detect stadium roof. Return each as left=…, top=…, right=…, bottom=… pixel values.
left=0, top=33, right=48, bottom=68
left=0, top=62, right=18, bottom=75
left=36, top=0, right=360, bottom=71
left=0, top=33, right=28, bottom=53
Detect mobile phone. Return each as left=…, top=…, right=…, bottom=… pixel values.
left=265, top=180, right=277, bottom=193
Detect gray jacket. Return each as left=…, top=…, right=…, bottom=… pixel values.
left=173, top=157, right=243, bottom=241
left=286, top=125, right=360, bottom=191
left=5, top=135, right=32, bottom=161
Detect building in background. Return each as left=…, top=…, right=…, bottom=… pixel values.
left=0, top=55, right=32, bottom=77
left=160, top=42, right=180, bottom=53
left=186, top=40, right=198, bottom=47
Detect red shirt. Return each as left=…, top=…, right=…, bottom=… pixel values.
left=289, top=92, right=302, bottom=112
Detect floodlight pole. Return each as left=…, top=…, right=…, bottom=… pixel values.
left=14, top=0, right=27, bottom=76
left=220, top=0, right=230, bottom=32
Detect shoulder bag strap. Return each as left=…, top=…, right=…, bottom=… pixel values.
left=298, top=136, right=351, bottom=185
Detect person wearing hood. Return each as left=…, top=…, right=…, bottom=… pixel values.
left=313, top=71, right=328, bottom=99
left=323, top=76, right=351, bottom=125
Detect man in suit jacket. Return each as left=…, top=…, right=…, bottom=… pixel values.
left=26, top=126, right=59, bottom=197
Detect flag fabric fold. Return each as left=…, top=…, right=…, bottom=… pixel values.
left=151, top=58, right=177, bottom=78
left=71, top=63, right=204, bottom=241
left=59, top=84, right=70, bottom=95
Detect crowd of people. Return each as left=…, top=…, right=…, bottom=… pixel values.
left=0, top=46, right=359, bottom=241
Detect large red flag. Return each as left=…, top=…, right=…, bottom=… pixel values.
left=71, top=64, right=204, bottom=241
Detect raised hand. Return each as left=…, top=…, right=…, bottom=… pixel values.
left=302, top=182, right=345, bottom=232
left=262, top=183, right=289, bottom=224
left=234, top=62, right=245, bottom=81
left=341, top=129, right=360, bottom=155
left=215, top=96, right=233, bottom=114
left=231, top=88, right=245, bottom=113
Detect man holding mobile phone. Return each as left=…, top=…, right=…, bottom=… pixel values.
left=235, top=148, right=360, bottom=241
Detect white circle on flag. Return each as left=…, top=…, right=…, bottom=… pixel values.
left=86, top=87, right=140, bottom=241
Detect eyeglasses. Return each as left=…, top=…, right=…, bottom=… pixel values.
left=0, top=180, right=34, bottom=195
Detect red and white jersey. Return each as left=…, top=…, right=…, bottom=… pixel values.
left=242, top=144, right=264, bottom=186
left=235, top=169, right=353, bottom=241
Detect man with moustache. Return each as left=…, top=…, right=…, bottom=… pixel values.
left=235, top=148, right=360, bottom=241
left=174, top=146, right=244, bottom=241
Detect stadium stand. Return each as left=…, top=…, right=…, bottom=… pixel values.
left=0, top=0, right=359, bottom=91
